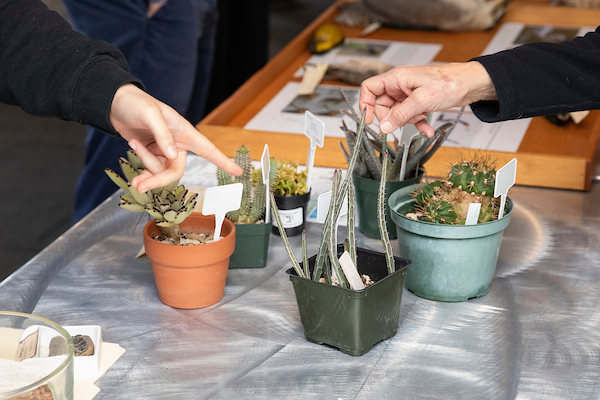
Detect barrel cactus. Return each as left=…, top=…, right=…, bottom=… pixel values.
left=105, top=150, right=198, bottom=244
left=217, top=145, right=277, bottom=224
left=410, top=156, right=500, bottom=225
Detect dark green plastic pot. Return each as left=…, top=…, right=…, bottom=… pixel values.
left=229, top=221, right=272, bottom=268
left=272, top=191, right=311, bottom=237
left=287, top=245, right=410, bottom=356
left=389, top=183, right=513, bottom=302
left=353, top=169, right=424, bottom=240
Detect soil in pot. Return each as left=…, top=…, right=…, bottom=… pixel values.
left=143, top=214, right=236, bottom=309
left=272, top=191, right=311, bottom=237
left=389, top=183, right=513, bottom=302
left=229, top=221, right=272, bottom=268
left=287, top=245, right=411, bottom=356
left=353, top=167, right=424, bottom=240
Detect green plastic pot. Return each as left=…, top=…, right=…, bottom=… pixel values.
left=389, top=183, right=513, bottom=302
left=287, top=245, right=410, bottom=356
left=353, top=169, right=424, bottom=240
left=229, top=221, right=272, bottom=268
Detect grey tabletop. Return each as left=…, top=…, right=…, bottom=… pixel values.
left=1, top=156, right=599, bottom=399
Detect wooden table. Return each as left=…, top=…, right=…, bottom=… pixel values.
left=198, top=1, right=600, bottom=190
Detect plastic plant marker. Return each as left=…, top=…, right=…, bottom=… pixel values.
left=397, top=128, right=419, bottom=181
left=202, top=183, right=243, bottom=241
left=304, top=110, right=325, bottom=190
left=261, top=144, right=271, bottom=223
left=338, top=251, right=365, bottom=290
left=298, top=63, right=328, bottom=95
left=465, top=202, right=482, bottom=225
left=494, top=158, right=517, bottom=219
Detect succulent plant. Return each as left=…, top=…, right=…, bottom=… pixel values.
left=338, top=87, right=465, bottom=181
left=272, top=160, right=308, bottom=197
left=217, top=146, right=278, bottom=224
left=271, top=108, right=396, bottom=288
left=105, top=150, right=198, bottom=245
left=410, top=156, right=500, bottom=225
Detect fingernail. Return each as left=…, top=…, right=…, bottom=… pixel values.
left=167, top=145, right=178, bottom=159
left=129, top=141, right=137, bottom=151
left=381, top=121, right=393, bottom=133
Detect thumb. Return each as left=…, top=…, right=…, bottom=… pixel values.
left=143, top=104, right=179, bottom=159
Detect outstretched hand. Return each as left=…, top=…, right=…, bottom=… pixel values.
left=359, top=62, right=497, bottom=137
left=109, top=84, right=243, bottom=193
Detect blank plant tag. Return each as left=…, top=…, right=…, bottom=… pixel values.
left=298, top=63, right=328, bottom=95
left=261, top=144, right=271, bottom=223
left=202, top=183, right=243, bottom=241
left=338, top=251, right=365, bottom=290
left=494, top=158, right=517, bottom=219
left=305, top=111, right=325, bottom=190
left=397, top=128, right=419, bottom=181
left=465, top=202, right=482, bottom=225
left=317, top=191, right=348, bottom=223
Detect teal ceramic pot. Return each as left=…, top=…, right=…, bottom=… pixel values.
left=229, top=221, right=272, bottom=268
left=287, top=245, right=410, bottom=356
left=389, top=184, right=513, bottom=302
left=352, top=168, right=424, bottom=240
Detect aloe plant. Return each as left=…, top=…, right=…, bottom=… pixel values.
left=105, top=150, right=198, bottom=245
left=338, top=87, right=465, bottom=181
left=271, top=108, right=396, bottom=288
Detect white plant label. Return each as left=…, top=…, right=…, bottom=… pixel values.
left=273, top=207, right=304, bottom=228
left=465, top=202, right=482, bottom=225
left=304, top=110, right=325, bottom=190
left=338, top=251, right=365, bottom=290
left=261, top=144, right=271, bottom=223
left=317, top=190, right=348, bottom=252
left=494, top=158, right=517, bottom=219
left=202, top=183, right=243, bottom=241
left=397, top=128, right=419, bottom=181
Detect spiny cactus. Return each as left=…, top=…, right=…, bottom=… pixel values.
left=338, top=87, right=465, bottom=181
left=217, top=146, right=278, bottom=224
left=272, top=160, right=308, bottom=197
left=410, top=156, right=500, bottom=225
left=105, top=150, right=198, bottom=245
left=272, top=108, right=397, bottom=288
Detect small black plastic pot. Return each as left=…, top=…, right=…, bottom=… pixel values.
left=287, top=245, right=411, bottom=356
left=229, top=221, right=272, bottom=269
left=272, top=190, right=311, bottom=237
left=353, top=168, right=424, bottom=240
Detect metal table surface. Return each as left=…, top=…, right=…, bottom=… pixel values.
left=2, top=156, right=600, bottom=399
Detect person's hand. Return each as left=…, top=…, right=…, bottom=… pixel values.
left=109, top=83, right=243, bottom=193
left=359, top=61, right=497, bottom=137
left=147, top=0, right=168, bottom=18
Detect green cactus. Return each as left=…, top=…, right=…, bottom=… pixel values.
left=414, top=180, right=444, bottom=205
left=420, top=200, right=461, bottom=224
left=449, top=160, right=495, bottom=196
left=105, top=150, right=197, bottom=245
left=217, top=146, right=278, bottom=224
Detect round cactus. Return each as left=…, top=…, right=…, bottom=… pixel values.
left=449, top=161, right=495, bottom=196
left=415, top=181, right=443, bottom=205
left=420, top=200, right=460, bottom=224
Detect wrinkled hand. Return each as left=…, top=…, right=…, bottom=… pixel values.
left=109, top=83, right=243, bottom=193
left=359, top=62, right=497, bottom=137
left=147, top=0, right=168, bottom=18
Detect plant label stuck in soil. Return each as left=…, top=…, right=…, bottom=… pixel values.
left=338, top=251, right=365, bottom=290
left=494, top=158, right=517, bottom=219
left=397, top=128, right=419, bottom=181
left=465, top=202, right=482, bottom=225
left=202, top=183, right=243, bottom=241
left=304, top=110, right=325, bottom=190
left=261, top=144, right=271, bottom=223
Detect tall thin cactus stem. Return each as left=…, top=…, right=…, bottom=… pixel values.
left=348, top=180, right=357, bottom=267
left=270, top=192, right=305, bottom=278
left=378, top=151, right=395, bottom=274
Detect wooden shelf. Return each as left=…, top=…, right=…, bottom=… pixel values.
left=198, top=1, right=600, bottom=190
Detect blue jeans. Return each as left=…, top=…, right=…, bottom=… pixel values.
left=65, top=0, right=217, bottom=223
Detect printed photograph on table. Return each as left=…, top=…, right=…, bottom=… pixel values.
left=337, top=41, right=390, bottom=57
left=513, top=25, right=580, bottom=46
left=282, top=87, right=359, bottom=117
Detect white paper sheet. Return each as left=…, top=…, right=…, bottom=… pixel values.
left=482, top=22, right=595, bottom=55
left=295, top=38, right=442, bottom=77
left=430, top=107, right=530, bottom=153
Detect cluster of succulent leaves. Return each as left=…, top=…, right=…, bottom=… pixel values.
left=272, top=160, right=308, bottom=197
left=216, top=145, right=278, bottom=224
left=338, top=88, right=465, bottom=182
left=105, top=150, right=198, bottom=244
left=412, top=157, right=499, bottom=225
left=271, top=109, right=396, bottom=289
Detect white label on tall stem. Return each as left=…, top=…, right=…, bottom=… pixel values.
left=202, top=183, right=243, bottom=241
left=494, top=158, right=517, bottom=219
left=397, top=128, right=419, bottom=181
left=304, top=111, right=325, bottom=190
left=317, top=190, right=348, bottom=248
left=465, top=202, right=482, bottom=225
left=261, top=144, right=271, bottom=223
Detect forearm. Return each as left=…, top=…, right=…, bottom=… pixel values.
left=0, top=0, right=143, bottom=133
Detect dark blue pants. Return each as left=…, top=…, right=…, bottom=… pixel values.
left=65, top=0, right=217, bottom=223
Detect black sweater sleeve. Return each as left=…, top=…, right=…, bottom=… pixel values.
left=470, top=27, right=600, bottom=122
left=0, top=0, right=143, bottom=134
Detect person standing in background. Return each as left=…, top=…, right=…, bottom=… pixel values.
left=64, top=0, right=218, bottom=223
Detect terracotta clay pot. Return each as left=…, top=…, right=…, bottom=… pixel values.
left=143, top=213, right=236, bottom=309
